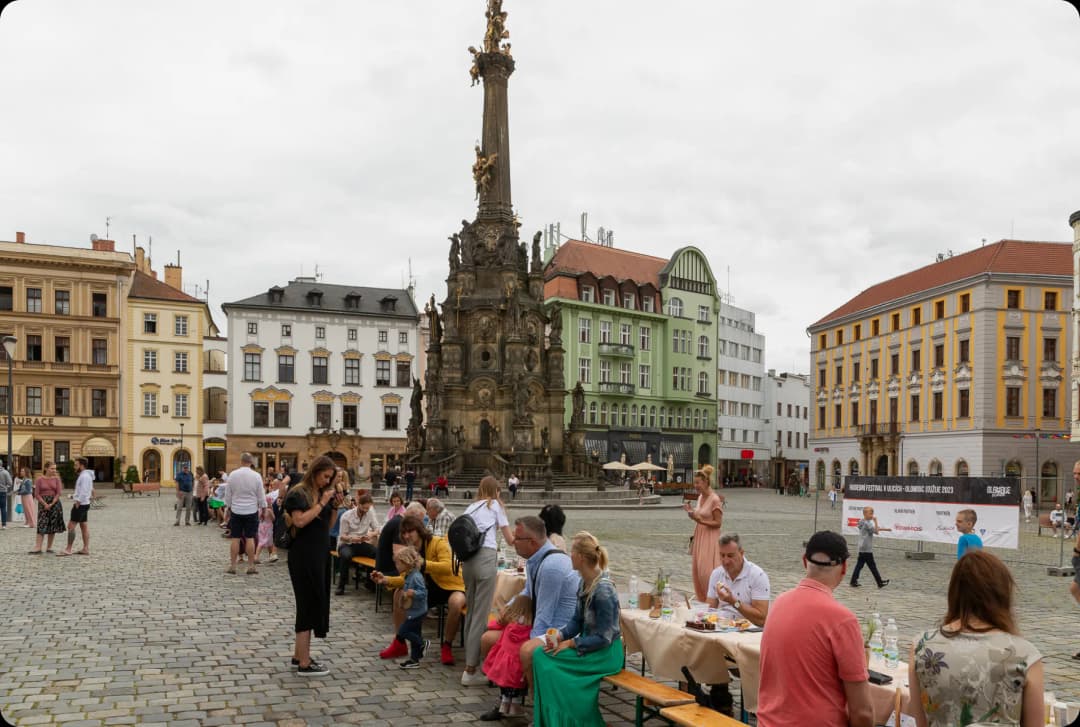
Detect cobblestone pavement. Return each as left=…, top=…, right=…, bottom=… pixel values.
left=0, top=489, right=1076, bottom=726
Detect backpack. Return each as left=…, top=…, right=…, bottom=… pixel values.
left=447, top=503, right=494, bottom=562
left=273, top=501, right=293, bottom=549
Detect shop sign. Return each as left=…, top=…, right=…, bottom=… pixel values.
left=256, top=441, right=287, bottom=449
left=151, top=437, right=183, bottom=445
left=0, top=416, right=55, bottom=427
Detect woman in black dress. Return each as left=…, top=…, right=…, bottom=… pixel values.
left=283, top=456, right=343, bottom=676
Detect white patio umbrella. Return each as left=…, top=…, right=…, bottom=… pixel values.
left=602, top=461, right=632, bottom=471
left=630, top=461, right=666, bottom=472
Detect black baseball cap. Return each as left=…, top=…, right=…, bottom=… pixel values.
left=805, top=530, right=849, bottom=566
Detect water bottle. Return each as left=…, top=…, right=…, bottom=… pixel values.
left=883, top=618, right=899, bottom=669
left=660, top=585, right=674, bottom=621
left=870, top=612, right=884, bottom=662
left=628, top=575, right=639, bottom=609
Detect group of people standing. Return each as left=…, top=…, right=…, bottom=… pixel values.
left=0, top=457, right=95, bottom=556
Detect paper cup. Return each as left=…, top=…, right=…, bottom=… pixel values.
left=545, top=628, right=560, bottom=649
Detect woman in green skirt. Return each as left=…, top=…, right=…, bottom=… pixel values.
left=532, top=531, right=623, bottom=727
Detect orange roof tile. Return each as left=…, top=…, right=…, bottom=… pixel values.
left=544, top=239, right=668, bottom=288
left=811, top=240, right=1071, bottom=328
left=129, top=270, right=202, bottom=304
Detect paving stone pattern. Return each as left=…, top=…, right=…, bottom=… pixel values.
left=0, top=489, right=1075, bottom=726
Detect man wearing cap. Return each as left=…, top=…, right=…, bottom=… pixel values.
left=757, top=531, right=873, bottom=727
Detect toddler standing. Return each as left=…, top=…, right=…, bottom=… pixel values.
left=376, top=546, right=428, bottom=669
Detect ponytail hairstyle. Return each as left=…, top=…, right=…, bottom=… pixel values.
left=695, top=463, right=715, bottom=489
left=571, top=530, right=609, bottom=571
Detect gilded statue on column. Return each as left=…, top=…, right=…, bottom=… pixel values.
left=472, top=144, right=498, bottom=199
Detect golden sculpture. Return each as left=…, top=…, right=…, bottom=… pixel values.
left=472, top=144, right=498, bottom=199
left=484, top=0, right=509, bottom=53
left=468, top=46, right=481, bottom=86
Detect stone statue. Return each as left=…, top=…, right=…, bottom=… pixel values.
left=504, top=283, right=520, bottom=332
left=454, top=425, right=466, bottom=448
left=472, top=145, right=498, bottom=199
left=427, top=294, right=443, bottom=342
left=540, top=426, right=550, bottom=452
left=448, top=233, right=460, bottom=271
left=467, top=46, right=480, bottom=86
left=514, top=374, right=531, bottom=423
left=459, top=220, right=475, bottom=266
left=490, top=424, right=501, bottom=450
left=548, top=302, right=562, bottom=345
left=530, top=230, right=542, bottom=273
left=410, top=377, right=423, bottom=427
left=570, top=381, right=585, bottom=429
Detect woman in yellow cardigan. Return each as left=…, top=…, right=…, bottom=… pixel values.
left=373, top=513, right=467, bottom=665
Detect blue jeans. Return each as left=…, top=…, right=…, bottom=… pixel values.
left=397, top=614, right=425, bottom=660
left=0, top=492, right=8, bottom=526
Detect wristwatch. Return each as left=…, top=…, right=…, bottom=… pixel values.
left=733, top=599, right=742, bottom=611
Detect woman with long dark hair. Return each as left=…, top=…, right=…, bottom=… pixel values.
left=909, top=550, right=1044, bottom=727
left=283, top=455, right=344, bottom=676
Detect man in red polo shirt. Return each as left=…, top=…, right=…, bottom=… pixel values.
left=757, top=531, right=873, bottom=727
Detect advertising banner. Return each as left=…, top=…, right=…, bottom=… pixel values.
left=841, top=476, right=1021, bottom=549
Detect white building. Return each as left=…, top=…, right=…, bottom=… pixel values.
left=764, top=370, right=811, bottom=487
left=222, top=277, right=419, bottom=480
left=715, top=301, right=768, bottom=484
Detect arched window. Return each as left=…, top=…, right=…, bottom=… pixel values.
left=831, top=459, right=842, bottom=487
left=816, top=459, right=826, bottom=488
left=621, top=404, right=628, bottom=427
left=639, top=407, right=647, bottom=427
left=649, top=406, right=657, bottom=428
left=667, top=297, right=683, bottom=317
left=698, top=371, right=710, bottom=395
left=659, top=407, right=666, bottom=428
left=142, top=449, right=161, bottom=483
left=676, top=409, right=683, bottom=428
left=701, top=409, right=708, bottom=430
left=588, top=401, right=597, bottom=425
left=907, top=459, right=919, bottom=476
left=693, top=409, right=701, bottom=429
left=1005, top=460, right=1022, bottom=479
left=600, top=403, right=608, bottom=425
left=698, top=336, right=709, bottom=358
left=955, top=459, right=969, bottom=476
left=928, top=459, right=942, bottom=476
left=848, top=459, right=860, bottom=476
left=1041, top=461, right=1058, bottom=501
left=173, top=449, right=192, bottom=478
left=631, top=404, right=638, bottom=425
left=668, top=409, right=674, bottom=428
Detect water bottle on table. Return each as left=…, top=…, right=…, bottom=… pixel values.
left=870, top=612, right=884, bottom=663
left=883, top=618, right=899, bottom=669
left=628, top=575, right=639, bottom=608
left=660, top=584, right=673, bottom=621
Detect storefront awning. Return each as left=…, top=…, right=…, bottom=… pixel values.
left=81, top=437, right=116, bottom=457
left=621, top=440, right=648, bottom=464
left=2, top=433, right=33, bottom=457
left=660, top=440, right=693, bottom=469
left=584, top=436, right=607, bottom=457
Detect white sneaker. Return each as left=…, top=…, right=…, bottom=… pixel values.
left=461, top=669, right=488, bottom=686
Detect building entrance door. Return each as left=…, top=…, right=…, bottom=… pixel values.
left=479, top=419, right=492, bottom=449
left=875, top=455, right=889, bottom=476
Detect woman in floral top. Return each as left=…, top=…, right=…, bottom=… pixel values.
left=531, top=531, right=623, bottom=727
left=909, top=550, right=1043, bottom=727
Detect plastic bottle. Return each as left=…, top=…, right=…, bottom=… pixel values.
left=884, top=618, right=899, bottom=669
left=628, top=575, right=639, bottom=608
left=869, top=613, right=884, bottom=663
left=660, top=584, right=674, bottom=621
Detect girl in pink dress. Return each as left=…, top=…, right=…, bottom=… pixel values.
left=685, top=464, right=724, bottom=602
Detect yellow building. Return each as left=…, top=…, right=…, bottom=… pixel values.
left=808, top=239, right=1073, bottom=502
left=123, top=247, right=218, bottom=487
left=0, top=233, right=134, bottom=481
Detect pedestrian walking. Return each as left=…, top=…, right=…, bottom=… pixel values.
left=1022, top=488, right=1034, bottom=522
left=849, top=506, right=890, bottom=588
left=0, top=459, right=12, bottom=529
left=194, top=466, right=211, bottom=525
left=174, top=463, right=194, bottom=526
left=29, top=461, right=65, bottom=553
left=224, top=453, right=267, bottom=574
left=828, top=486, right=838, bottom=510
left=404, top=467, right=416, bottom=502
left=56, top=457, right=93, bottom=557
left=17, top=467, right=36, bottom=528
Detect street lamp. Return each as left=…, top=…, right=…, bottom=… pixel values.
left=179, top=421, right=184, bottom=479
left=2, top=335, right=16, bottom=519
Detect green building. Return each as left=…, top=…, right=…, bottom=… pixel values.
left=543, top=239, right=719, bottom=482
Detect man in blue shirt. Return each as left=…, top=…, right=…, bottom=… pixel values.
left=174, top=464, right=195, bottom=526
left=956, top=509, right=983, bottom=558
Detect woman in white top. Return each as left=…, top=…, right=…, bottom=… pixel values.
left=461, top=475, right=515, bottom=686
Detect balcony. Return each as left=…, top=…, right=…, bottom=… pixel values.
left=598, top=381, right=635, bottom=395
left=598, top=342, right=634, bottom=357
left=858, top=422, right=899, bottom=437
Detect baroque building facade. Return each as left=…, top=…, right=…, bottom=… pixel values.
left=808, top=239, right=1073, bottom=503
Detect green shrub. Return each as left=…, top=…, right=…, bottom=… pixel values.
left=57, top=460, right=76, bottom=489
left=124, top=466, right=141, bottom=484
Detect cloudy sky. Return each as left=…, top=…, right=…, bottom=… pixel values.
left=2, top=0, right=1078, bottom=373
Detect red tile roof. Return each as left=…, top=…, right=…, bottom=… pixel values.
left=544, top=239, right=668, bottom=287
left=811, top=240, right=1071, bottom=328
left=129, top=270, right=202, bottom=303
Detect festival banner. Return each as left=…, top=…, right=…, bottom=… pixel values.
left=841, top=476, right=1021, bottom=549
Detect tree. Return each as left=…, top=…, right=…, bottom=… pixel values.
left=124, top=466, right=141, bottom=484
left=57, top=461, right=76, bottom=490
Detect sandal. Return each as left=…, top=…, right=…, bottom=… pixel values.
left=1072, top=652, right=1080, bottom=661
left=27, top=550, right=42, bottom=554
left=55, top=551, right=72, bottom=557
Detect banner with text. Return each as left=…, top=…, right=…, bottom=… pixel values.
left=841, top=476, right=1021, bottom=549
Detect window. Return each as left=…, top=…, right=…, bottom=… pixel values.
left=25, top=287, right=42, bottom=313
left=175, top=393, right=189, bottom=418
left=383, top=405, right=399, bottom=430
left=818, top=406, right=826, bottom=428
left=342, top=404, right=357, bottom=429
left=0, top=286, right=10, bottom=311
left=1006, top=387, right=1021, bottom=417
left=602, top=289, right=615, bottom=306
left=752, top=348, right=762, bottom=363
left=278, top=354, right=295, bottom=383
left=1044, top=337, right=1057, bottom=361
left=54, top=387, right=70, bottom=416
left=314, top=326, right=325, bottom=340
left=247, top=322, right=258, bottom=335
left=960, top=293, right=971, bottom=313
left=697, top=372, right=709, bottom=394
left=378, top=330, right=388, bottom=344
left=54, top=441, right=69, bottom=463
left=1005, top=336, right=1020, bottom=360
left=698, top=305, right=710, bottom=322
left=933, top=392, right=943, bottom=419
left=345, top=358, right=360, bottom=385
left=588, top=402, right=598, bottom=425
left=912, top=306, right=922, bottom=325
left=698, top=336, right=709, bottom=358
left=578, top=318, right=591, bottom=343
left=253, top=402, right=269, bottom=427
left=852, top=363, right=860, bottom=383
left=54, top=290, right=70, bottom=315
left=959, top=389, right=970, bottom=418
left=274, top=402, right=290, bottom=428
left=601, top=403, right=609, bottom=425
left=143, top=313, right=158, bottom=334
left=818, top=369, right=826, bottom=388
left=787, top=431, right=793, bottom=447
left=639, top=364, right=650, bottom=389
left=26, top=335, right=42, bottom=361
left=835, top=365, right=843, bottom=385
left=376, top=359, right=391, bottom=386
left=620, top=362, right=632, bottom=385
left=851, top=402, right=859, bottom=426
left=91, top=389, right=106, bottom=417
left=871, top=319, right=880, bottom=336
left=639, top=326, right=650, bottom=350
left=853, top=324, right=861, bottom=341
left=623, top=293, right=635, bottom=309
left=601, top=360, right=612, bottom=383
left=671, top=330, right=679, bottom=353
left=174, top=315, right=189, bottom=336
left=281, top=324, right=292, bottom=337
left=142, top=392, right=157, bottom=417
left=1006, top=289, right=1020, bottom=309
left=316, top=403, right=332, bottom=429
left=579, top=358, right=591, bottom=384
left=778, top=402, right=783, bottom=416
left=911, top=349, right=921, bottom=371
left=0, top=385, right=6, bottom=415
left=396, top=361, right=410, bottom=387
left=959, top=339, right=970, bottom=363
left=667, top=298, right=683, bottom=317
left=649, top=406, right=657, bottom=427
left=890, top=352, right=899, bottom=375
left=818, top=333, right=827, bottom=349
left=834, top=403, right=842, bottom=427
left=1043, top=388, right=1057, bottom=417
left=752, top=376, right=762, bottom=391
left=600, top=321, right=612, bottom=343
left=620, top=324, right=632, bottom=346
left=174, top=351, right=189, bottom=373
left=933, top=344, right=944, bottom=369
left=910, top=394, right=920, bottom=421
left=891, top=312, right=901, bottom=331
left=312, top=356, right=329, bottom=385
left=1044, top=291, right=1057, bottom=311
left=870, top=358, right=879, bottom=379
left=243, top=352, right=261, bottom=381
left=641, top=296, right=654, bottom=313
left=836, top=329, right=844, bottom=345
left=347, top=328, right=357, bottom=341
left=934, top=300, right=945, bottom=319
left=581, top=286, right=595, bottom=303
left=143, top=349, right=158, bottom=371
left=91, top=292, right=107, bottom=317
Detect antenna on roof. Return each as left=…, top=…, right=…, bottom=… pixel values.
left=132, top=234, right=136, bottom=254
left=580, top=212, right=589, bottom=242
left=105, top=216, right=111, bottom=239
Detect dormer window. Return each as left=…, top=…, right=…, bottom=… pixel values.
left=379, top=296, right=398, bottom=313
left=268, top=286, right=284, bottom=304
left=345, top=291, right=362, bottom=309
left=307, top=289, right=324, bottom=307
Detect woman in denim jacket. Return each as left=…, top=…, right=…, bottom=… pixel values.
left=532, top=531, right=623, bottom=727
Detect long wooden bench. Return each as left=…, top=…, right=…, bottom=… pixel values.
left=123, top=482, right=161, bottom=497
left=1037, top=513, right=1073, bottom=537
left=603, top=669, right=695, bottom=727
left=660, top=704, right=748, bottom=727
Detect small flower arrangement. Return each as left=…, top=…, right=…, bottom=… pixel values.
left=653, top=570, right=670, bottom=597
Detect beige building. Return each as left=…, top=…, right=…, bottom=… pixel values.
left=0, top=232, right=134, bottom=482
left=123, top=247, right=218, bottom=487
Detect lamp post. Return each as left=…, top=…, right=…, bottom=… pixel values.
left=3, top=336, right=16, bottom=519
left=179, top=421, right=184, bottom=480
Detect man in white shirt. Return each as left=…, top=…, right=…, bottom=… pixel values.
left=58, top=457, right=94, bottom=556
left=335, top=493, right=381, bottom=595
left=224, top=452, right=268, bottom=575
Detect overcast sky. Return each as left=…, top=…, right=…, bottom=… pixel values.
left=2, top=1, right=1078, bottom=373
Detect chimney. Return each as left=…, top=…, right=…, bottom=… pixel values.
left=164, top=263, right=183, bottom=291
left=15, top=231, right=25, bottom=243
left=92, top=237, right=116, bottom=252
left=134, top=246, right=148, bottom=273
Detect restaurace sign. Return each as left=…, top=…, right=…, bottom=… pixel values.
left=0, top=416, right=55, bottom=427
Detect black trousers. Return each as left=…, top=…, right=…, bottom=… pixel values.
left=851, top=552, right=884, bottom=586
left=337, top=542, right=377, bottom=586
left=196, top=497, right=210, bottom=524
